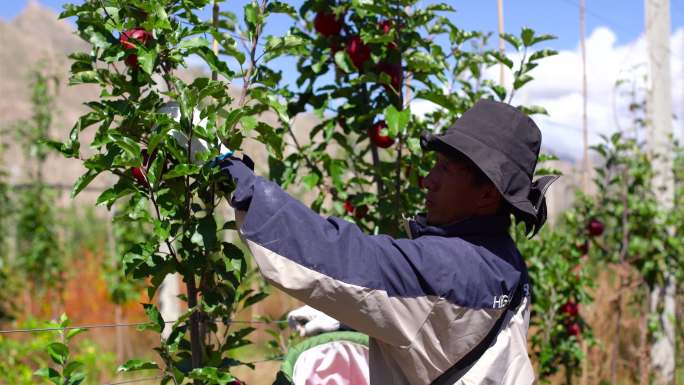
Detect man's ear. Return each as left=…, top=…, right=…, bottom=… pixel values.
left=478, top=182, right=503, bottom=211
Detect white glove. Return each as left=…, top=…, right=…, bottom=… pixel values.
left=287, top=305, right=341, bottom=337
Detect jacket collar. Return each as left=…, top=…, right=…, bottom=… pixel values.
left=406, top=213, right=511, bottom=239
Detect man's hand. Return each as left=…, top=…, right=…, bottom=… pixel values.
left=214, top=154, right=255, bottom=210
left=287, top=305, right=341, bottom=337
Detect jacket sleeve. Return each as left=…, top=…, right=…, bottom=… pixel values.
left=224, top=159, right=437, bottom=347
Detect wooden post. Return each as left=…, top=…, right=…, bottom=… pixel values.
left=497, top=0, right=505, bottom=86
left=644, top=0, right=677, bottom=383
left=580, top=0, right=590, bottom=193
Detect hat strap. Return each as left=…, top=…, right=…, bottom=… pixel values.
left=527, top=174, right=560, bottom=237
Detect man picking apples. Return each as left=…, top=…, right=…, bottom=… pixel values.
left=217, top=99, right=557, bottom=384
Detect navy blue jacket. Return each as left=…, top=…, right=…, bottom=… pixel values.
left=225, top=158, right=535, bottom=384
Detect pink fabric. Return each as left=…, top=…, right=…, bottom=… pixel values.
left=292, top=341, right=370, bottom=385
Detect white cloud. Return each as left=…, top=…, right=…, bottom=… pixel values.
left=506, top=26, right=684, bottom=161
left=409, top=26, right=684, bottom=161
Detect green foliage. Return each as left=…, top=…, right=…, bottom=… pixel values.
left=13, top=69, right=64, bottom=295
left=105, top=201, right=149, bottom=305
left=15, top=184, right=64, bottom=292
left=56, top=0, right=282, bottom=382
left=33, top=315, right=91, bottom=385
left=516, top=209, right=595, bottom=380
left=0, top=139, right=16, bottom=322
left=273, top=0, right=557, bottom=235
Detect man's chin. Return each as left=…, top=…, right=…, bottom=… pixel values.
left=425, top=213, right=440, bottom=226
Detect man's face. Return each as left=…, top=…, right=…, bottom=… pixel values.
left=424, top=153, right=494, bottom=225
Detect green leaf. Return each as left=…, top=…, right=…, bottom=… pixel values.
left=117, top=359, right=160, bottom=372
left=163, top=164, right=201, bottom=179
left=138, top=49, right=157, bottom=75
left=521, top=27, right=535, bottom=46
left=34, top=367, right=61, bottom=384
left=532, top=34, right=557, bottom=45
left=66, top=371, right=85, bottom=385
left=302, top=173, right=320, bottom=190
left=406, top=137, right=421, bottom=154
left=266, top=1, right=297, bottom=17
left=334, top=50, right=353, bottom=74
left=188, top=46, right=234, bottom=79
left=96, top=183, right=135, bottom=208
left=384, top=105, right=410, bottom=137
left=141, top=303, right=165, bottom=332
left=197, top=215, right=218, bottom=251
left=513, top=74, right=533, bottom=90
left=266, top=94, right=289, bottom=123
left=179, top=37, right=210, bottom=50
left=488, top=51, right=513, bottom=69
left=529, top=49, right=558, bottom=62
left=239, top=115, right=257, bottom=133
left=152, top=3, right=172, bottom=30
left=72, top=169, right=100, bottom=198
left=189, top=367, right=235, bottom=385
left=244, top=2, right=259, bottom=25
left=66, top=328, right=86, bottom=341
left=112, top=135, right=141, bottom=160
left=63, top=361, right=85, bottom=378
left=69, top=70, right=99, bottom=85
left=243, top=292, right=268, bottom=308
left=501, top=33, right=522, bottom=50
left=41, top=139, right=76, bottom=158
left=47, top=342, right=69, bottom=365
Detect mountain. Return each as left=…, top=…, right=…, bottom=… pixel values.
left=0, top=1, right=103, bottom=204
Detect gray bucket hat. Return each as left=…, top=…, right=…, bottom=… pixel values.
left=421, top=99, right=559, bottom=236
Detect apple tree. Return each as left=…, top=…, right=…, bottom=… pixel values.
left=267, top=0, right=557, bottom=236
left=515, top=207, right=596, bottom=383
left=268, top=0, right=597, bottom=381
left=14, top=69, right=65, bottom=314
left=51, top=0, right=293, bottom=383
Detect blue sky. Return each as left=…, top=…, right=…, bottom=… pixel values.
left=1, top=0, right=679, bottom=50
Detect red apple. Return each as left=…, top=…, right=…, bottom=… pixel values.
left=566, top=322, right=581, bottom=336
left=379, top=19, right=400, bottom=50
left=377, top=61, right=402, bottom=91
left=120, top=28, right=151, bottom=69
left=379, top=19, right=392, bottom=34
left=119, top=27, right=151, bottom=50
left=418, top=175, right=425, bottom=188
left=314, top=12, right=342, bottom=37
left=124, top=54, right=139, bottom=68
left=587, top=218, right=604, bottom=236
left=577, top=241, right=589, bottom=254
left=572, top=263, right=582, bottom=279
left=561, top=301, right=579, bottom=317
left=346, top=35, right=370, bottom=70
left=355, top=205, right=369, bottom=220
left=344, top=200, right=355, bottom=214
left=368, top=121, right=395, bottom=148
left=132, top=167, right=148, bottom=187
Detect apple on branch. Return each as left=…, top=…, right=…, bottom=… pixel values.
left=367, top=120, right=395, bottom=148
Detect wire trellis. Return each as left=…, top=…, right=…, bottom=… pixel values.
left=0, top=319, right=288, bottom=335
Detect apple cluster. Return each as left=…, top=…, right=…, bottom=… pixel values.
left=119, top=27, right=152, bottom=69
left=313, top=10, right=401, bottom=149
